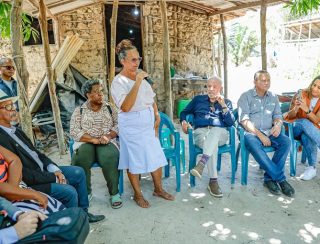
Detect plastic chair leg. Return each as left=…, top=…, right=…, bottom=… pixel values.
left=180, top=139, right=186, bottom=173
left=241, top=150, right=249, bottom=185
left=119, top=170, right=124, bottom=195
left=165, top=162, right=170, bottom=178
left=175, top=155, right=181, bottom=192
left=231, top=151, right=236, bottom=185
left=217, top=153, right=222, bottom=172
left=189, top=155, right=196, bottom=187
left=290, top=146, right=297, bottom=177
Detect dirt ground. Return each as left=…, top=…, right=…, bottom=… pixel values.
left=48, top=127, right=320, bottom=244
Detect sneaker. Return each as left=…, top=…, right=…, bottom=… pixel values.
left=279, top=180, right=295, bottom=197
left=87, top=212, right=105, bottom=223
left=263, top=180, right=281, bottom=195
left=207, top=181, right=223, bottom=198
left=190, top=162, right=205, bottom=179
left=88, top=193, right=93, bottom=202
left=300, top=166, right=317, bottom=181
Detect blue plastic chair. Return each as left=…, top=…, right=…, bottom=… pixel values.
left=69, top=140, right=124, bottom=195
left=284, top=121, right=307, bottom=176
left=186, top=113, right=237, bottom=187
left=238, top=125, right=287, bottom=185
left=158, top=112, right=181, bottom=192
left=160, top=127, right=186, bottom=173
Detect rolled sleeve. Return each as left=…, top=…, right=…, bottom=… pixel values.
left=237, top=93, right=251, bottom=122
left=47, top=164, right=60, bottom=173
left=272, top=96, right=283, bottom=121
left=111, top=79, right=128, bottom=109
left=70, top=107, right=86, bottom=141
left=0, top=227, right=19, bottom=244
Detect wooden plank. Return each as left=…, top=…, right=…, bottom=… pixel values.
left=210, top=0, right=282, bottom=16
left=27, top=0, right=56, bottom=19
left=39, top=0, right=66, bottom=155
left=108, top=0, right=119, bottom=97
left=260, top=0, right=267, bottom=70
left=160, top=0, right=173, bottom=119
left=220, top=14, right=228, bottom=98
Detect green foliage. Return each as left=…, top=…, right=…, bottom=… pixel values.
left=227, top=23, right=259, bottom=67
left=0, top=2, right=39, bottom=42
left=287, top=0, right=320, bottom=17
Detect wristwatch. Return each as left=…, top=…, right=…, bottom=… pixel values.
left=306, top=109, right=312, bottom=115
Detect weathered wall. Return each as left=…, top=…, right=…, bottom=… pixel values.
left=0, top=38, right=58, bottom=98
left=57, top=3, right=107, bottom=83
left=143, top=2, right=214, bottom=111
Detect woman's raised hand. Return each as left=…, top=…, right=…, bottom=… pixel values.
left=136, top=70, right=149, bottom=83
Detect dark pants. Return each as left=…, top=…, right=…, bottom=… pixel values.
left=72, top=143, right=120, bottom=196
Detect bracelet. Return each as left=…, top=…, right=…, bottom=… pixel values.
left=306, top=109, right=312, bottom=115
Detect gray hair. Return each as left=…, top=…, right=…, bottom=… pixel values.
left=117, top=46, right=136, bottom=62
left=81, top=79, right=102, bottom=98
left=207, top=76, right=223, bottom=86
left=0, top=57, right=13, bottom=66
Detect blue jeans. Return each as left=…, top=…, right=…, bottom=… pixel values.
left=49, top=166, right=89, bottom=211
left=244, top=133, right=290, bottom=182
left=293, top=119, right=319, bottom=166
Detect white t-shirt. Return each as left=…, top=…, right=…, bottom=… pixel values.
left=310, top=97, right=319, bottom=111
left=111, top=74, right=155, bottom=112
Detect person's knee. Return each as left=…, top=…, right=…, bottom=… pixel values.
left=71, top=166, right=86, bottom=180
left=62, top=185, right=78, bottom=207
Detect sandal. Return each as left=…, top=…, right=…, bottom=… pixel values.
left=110, top=193, right=123, bottom=209
left=133, top=195, right=150, bottom=208
left=153, top=190, right=175, bottom=201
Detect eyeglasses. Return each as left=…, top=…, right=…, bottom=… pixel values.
left=1, top=66, right=15, bottom=70
left=128, top=57, right=142, bottom=63
left=0, top=103, right=16, bottom=111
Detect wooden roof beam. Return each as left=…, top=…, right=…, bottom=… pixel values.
left=210, top=0, right=284, bottom=16
left=27, top=0, right=56, bottom=19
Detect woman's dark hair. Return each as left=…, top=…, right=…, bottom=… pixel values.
left=116, top=39, right=137, bottom=63
left=81, top=79, right=102, bottom=98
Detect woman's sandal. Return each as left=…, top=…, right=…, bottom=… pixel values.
left=153, top=190, right=175, bottom=201
left=133, top=195, right=150, bottom=208
left=110, top=193, right=123, bottom=209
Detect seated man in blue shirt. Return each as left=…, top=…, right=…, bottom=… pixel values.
left=0, top=196, right=47, bottom=244
left=180, top=76, right=235, bottom=198
left=237, top=70, right=295, bottom=197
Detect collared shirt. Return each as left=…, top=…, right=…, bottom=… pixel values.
left=180, top=95, right=235, bottom=129
left=0, top=78, right=18, bottom=111
left=0, top=125, right=59, bottom=173
left=237, top=88, right=282, bottom=135
left=70, top=101, right=119, bottom=151
left=111, top=74, right=155, bottom=112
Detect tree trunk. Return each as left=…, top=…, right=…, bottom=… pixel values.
left=220, top=14, right=228, bottom=98
left=160, top=0, right=173, bottom=119
left=39, top=0, right=65, bottom=155
left=217, top=32, right=222, bottom=78
left=260, top=0, right=267, bottom=70
left=108, top=0, right=119, bottom=96
left=10, top=0, right=34, bottom=143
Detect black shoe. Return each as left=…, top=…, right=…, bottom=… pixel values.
left=279, top=180, right=295, bottom=197
left=87, top=212, right=105, bottom=223
left=263, top=180, right=281, bottom=195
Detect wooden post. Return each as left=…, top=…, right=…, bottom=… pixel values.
left=10, top=0, right=34, bottom=143
left=108, top=0, right=119, bottom=92
left=260, top=0, right=267, bottom=70
left=217, top=32, right=222, bottom=77
left=160, top=0, right=173, bottom=119
left=220, top=14, right=228, bottom=98
left=39, top=0, right=65, bottom=155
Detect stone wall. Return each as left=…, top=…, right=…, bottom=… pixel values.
left=143, top=2, right=214, bottom=111
left=0, top=38, right=58, bottom=98
left=57, top=3, right=107, bottom=83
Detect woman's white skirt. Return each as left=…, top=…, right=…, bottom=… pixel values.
left=118, top=107, right=167, bottom=174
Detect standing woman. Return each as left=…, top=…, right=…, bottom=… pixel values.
left=111, top=39, right=174, bottom=208
left=285, top=75, right=320, bottom=180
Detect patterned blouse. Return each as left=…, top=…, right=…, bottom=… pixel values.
left=70, top=101, right=119, bottom=151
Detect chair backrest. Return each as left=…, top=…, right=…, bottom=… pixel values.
left=158, top=112, right=176, bottom=146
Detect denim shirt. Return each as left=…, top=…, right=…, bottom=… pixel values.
left=0, top=78, right=18, bottom=111
left=237, top=88, right=282, bottom=135
left=180, top=95, right=235, bottom=129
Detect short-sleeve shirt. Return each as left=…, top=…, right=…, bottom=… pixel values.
left=111, top=74, right=155, bottom=112
left=237, top=88, right=282, bottom=135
